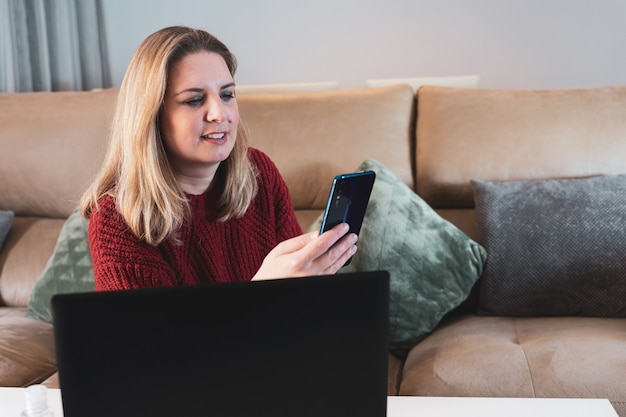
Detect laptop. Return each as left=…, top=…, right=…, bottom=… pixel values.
left=51, top=270, right=390, bottom=417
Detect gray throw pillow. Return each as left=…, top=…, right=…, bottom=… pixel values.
left=309, top=160, right=486, bottom=355
left=473, top=174, right=626, bottom=317
left=27, top=208, right=95, bottom=322
left=0, top=210, right=14, bottom=251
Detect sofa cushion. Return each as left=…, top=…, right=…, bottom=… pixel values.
left=238, top=84, right=415, bottom=211
left=0, top=210, right=13, bottom=251
left=309, top=160, right=486, bottom=355
left=27, top=208, right=94, bottom=322
left=0, top=217, right=64, bottom=308
left=473, top=174, right=626, bottom=316
left=0, top=88, right=118, bottom=218
left=416, top=85, right=626, bottom=209
left=400, top=315, right=626, bottom=405
left=0, top=306, right=56, bottom=386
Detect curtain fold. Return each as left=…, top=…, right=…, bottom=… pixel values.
left=0, top=0, right=110, bottom=92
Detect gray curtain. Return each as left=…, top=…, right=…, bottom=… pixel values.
left=0, top=0, right=110, bottom=92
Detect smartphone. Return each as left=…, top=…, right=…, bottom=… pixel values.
left=320, top=170, right=376, bottom=265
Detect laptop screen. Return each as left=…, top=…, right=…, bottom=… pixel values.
left=52, top=271, right=390, bottom=417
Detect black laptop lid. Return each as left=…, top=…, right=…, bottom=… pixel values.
left=52, top=271, right=390, bottom=417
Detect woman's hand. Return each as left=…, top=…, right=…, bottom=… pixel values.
left=252, top=223, right=358, bottom=281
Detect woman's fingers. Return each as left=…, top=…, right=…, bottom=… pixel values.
left=298, top=223, right=351, bottom=263
left=273, top=223, right=352, bottom=263
left=321, top=239, right=358, bottom=275
left=253, top=223, right=358, bottom=281
left=271, top=230, right=319, bottom=255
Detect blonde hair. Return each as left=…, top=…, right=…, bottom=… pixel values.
left=80, top=26, right=258, bottom=245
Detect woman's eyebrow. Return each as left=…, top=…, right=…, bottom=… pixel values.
left=173, top=83, right=236, bottom=96
left=173, top=88, right=204, bottom=97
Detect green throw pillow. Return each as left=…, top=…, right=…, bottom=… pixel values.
left=0, top=210, right=14, bottom=251
left=27, top=208, right=95, bottom=322
left=309, top=160, right=487, bottom=355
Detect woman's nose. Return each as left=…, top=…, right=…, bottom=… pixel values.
left=205, top=96, right=224, bottom=123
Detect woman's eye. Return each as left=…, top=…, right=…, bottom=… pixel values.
left=184, top=97, right=203, bottom=106
left=221, top=91, right=235, bottom=102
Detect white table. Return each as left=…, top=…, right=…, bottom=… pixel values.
left=387, top=396, right=618, bottom=416
left=0, top=387, right=618, bottom=416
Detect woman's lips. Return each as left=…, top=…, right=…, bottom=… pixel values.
left=201, top=132, right=227, bottom=144
left=201, top=132, right=225, bottom=139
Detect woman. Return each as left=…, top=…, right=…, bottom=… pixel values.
left=80, top=26, right=357, bottom=291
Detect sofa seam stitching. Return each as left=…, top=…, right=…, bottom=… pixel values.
left=513, top=318, right=537, bottom=397
left=394, top=358, right=404, bottom=395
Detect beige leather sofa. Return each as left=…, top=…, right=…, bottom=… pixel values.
left=0, top=84, right=625, bottom=415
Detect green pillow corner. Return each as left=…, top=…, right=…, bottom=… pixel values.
left=0, top=210, right=14, bottom=251
left=27, top=208, right=95, bottom=323
left=308, top=159, right=487, bottom=356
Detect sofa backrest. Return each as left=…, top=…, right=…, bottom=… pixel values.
left=415, top=85, right=626, bottom=209
left=0, top=89, right=118, bottom=218
left=238, top=84, right=416, bottom=209
left=0, top=85, right=415, bottom=222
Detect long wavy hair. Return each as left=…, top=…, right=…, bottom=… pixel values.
left=80, top=26, right=258, bottom=245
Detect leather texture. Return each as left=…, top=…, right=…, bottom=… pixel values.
left=401, top=315, right=626, bottom=400
left=238, top=85, right=415, bottom=210
left=416, top=85, right=626, bottom=208
left=0, top=307, right=56, bottom=386
left=0, top=217, right=64, bottom=307
left=0, top=89, right=118, bottom=218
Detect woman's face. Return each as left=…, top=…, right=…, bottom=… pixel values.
left=160, top=51, right=239, bottom=189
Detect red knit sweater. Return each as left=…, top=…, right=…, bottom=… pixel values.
left=88, top=148, right=303, bottom=291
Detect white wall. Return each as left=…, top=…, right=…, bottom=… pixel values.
left=101, top=0, right=626, bottom=89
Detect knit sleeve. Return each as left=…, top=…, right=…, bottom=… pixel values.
left=248, top=148, right=303, bottom=241
left=88, top=195, right=179, bottom=291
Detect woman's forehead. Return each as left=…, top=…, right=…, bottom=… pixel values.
left=167, top=51, right=233, bottom=92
